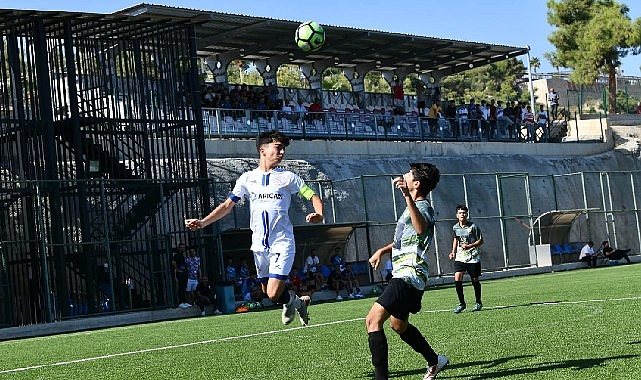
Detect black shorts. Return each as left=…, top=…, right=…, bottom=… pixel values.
left=454, top=261, right=482, bottom=278
left=375, top=278, right=424, bottom=321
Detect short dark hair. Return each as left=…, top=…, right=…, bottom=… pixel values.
left=256, top=130, right=290, bottom=152
left=456, top=204, right=468, bottom=212
left=409, top=163, right=440, bottom=196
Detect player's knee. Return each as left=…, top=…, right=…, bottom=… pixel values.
left=366, top=312, right=383, bottom=332
left=389, top=319, right=407, bottom=334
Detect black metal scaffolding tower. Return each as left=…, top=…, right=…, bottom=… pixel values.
left=0, top=10, right=210, bottom=326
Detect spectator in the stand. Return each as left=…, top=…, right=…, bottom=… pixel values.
left=195, top=276, right=222, bottom=316
left=185, top=248, right=201, bottom=304
left=243, top=271, right=261, bottom=301
left=307, top=98, right=323, bottom=122
left=427, top=100, right=442, bottom=135
left=636, top=101, right=641, bottom=114
left=548, top=87, right=559, bottom=118
left=392, top=79, right=404, bottom=110
left=467, top=99, right=478, bottom=136
left=536, top=104, right=549, bottom=141
left=488, top=100, right=497, bottom=138
left=288, top=266, right=305, bottom=296
left=445, top=100, right=458, bottom=138
left=267, top=83, right=280, bottom=104
left=457, top=100, right=470, bottom=137
left=512, top=101, right=522, bottom=138
left=328, top=264, right=349, bottom=300
left=478, top=100, right=489, bottom=137
left=345, top=262, right=364, bottom=298
left=601, top=240, right=632, bottom=264
left=203, top=87, right=216, bottom=107
left=219, top=95, right=232, bottom=109
left=497, top=100, right=512, bottom=138
left=292, top=98, right=307, bottom=125
left=236, top=257, right=250, bottom=299
left=523, top=105, right=536, bottom=142
left=330, top=246, right=346, bottom=273
left=579, top=240, right=597, bottom=268
left=172, top=243, right=190, bottom=308
left=416, top=84, right=427, bottom=116
left=237, top=95, right=250, bottom=110
left=225, top=256, right=237, bottom=284
left=304, top=249, right=324, bottom=290
left=281, top=101, right=293, bottom=120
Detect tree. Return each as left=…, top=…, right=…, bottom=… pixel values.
left=440, top=58, right=528, bottom=103
left=547, top=0, right=641, bottom=113
left=530, top=56, right=541, bottom=73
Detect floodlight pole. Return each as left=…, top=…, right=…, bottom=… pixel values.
left=526, top=46, right=536, bottom=112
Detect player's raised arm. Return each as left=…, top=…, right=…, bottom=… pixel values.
left=185, top=197, right=236, bottom=230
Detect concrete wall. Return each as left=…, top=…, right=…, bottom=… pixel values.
left=204, top=138, right=614, bottom=160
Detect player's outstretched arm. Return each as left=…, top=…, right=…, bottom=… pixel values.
left=305, top=194, right=324, bottom=223
left=369, top=243, right=393, bottom=270
left=185, top=198, right=236, bottom=230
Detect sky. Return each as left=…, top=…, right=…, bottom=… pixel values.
left=3, top=0, right=641, bottom=77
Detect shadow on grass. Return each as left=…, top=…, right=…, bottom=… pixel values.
left=382, top=354, right=638, bottom=379
left=384, top=354, right=536, bottom=378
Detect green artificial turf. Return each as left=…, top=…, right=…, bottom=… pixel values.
left=1, top=264, right=639, bottom=379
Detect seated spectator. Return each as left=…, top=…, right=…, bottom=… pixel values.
left=330, top=246, right=346, bottom=273
left=303, top=249, right=324, bottom=290
left=225, top=257, right=236, bottom=282
left=601, top=240, right=632, bottom=264
left=344, top=262, right=364, bottom=298
left=327, top=264, right=349, bottom=300
left=195, top=276, right=221, bottom=316
left=242, top=271, right=260, bottom=301
left=307, top=98, right=323, bottom=122
left=236, top=257, right=250, bottom=296
left=579, top=240, right=597, bottom=268
left=292, top=98, right=307, bottom=124
left=288, top=266, right=305, bottom=296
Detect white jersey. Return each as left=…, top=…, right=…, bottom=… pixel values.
left=230, top=167, right=307, bottom=255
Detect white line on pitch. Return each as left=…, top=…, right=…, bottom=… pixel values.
left=0, top=318, right=365, bottom=374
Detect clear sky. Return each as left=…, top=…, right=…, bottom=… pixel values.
left=3, top=0, right=641, bottom=77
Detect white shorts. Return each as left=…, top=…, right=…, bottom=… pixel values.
left=186, top=279, right=198, bottom=291
left=253, top=250, right=295, bottom=281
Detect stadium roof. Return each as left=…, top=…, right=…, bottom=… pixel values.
left=116, top=3, right=530, bottom=77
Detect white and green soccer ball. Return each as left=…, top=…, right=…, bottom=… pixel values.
left=295, top=21, right=325, bottom=52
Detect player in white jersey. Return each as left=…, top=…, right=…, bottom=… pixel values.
left=366, top=163, right=448, bottom=380
left=185, top=131, right=324, bottom=326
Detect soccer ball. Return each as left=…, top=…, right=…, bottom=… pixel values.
left=295, top=21, right=325, bottom=52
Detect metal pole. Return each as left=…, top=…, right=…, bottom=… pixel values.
left=35, top=182, right=54, bottom=322
left=525, top=46, right=536, bottom=112
left=630, top=172, right=641, bottom=252
left=599, top=172, right=611, bottom=240
left=605, top=172, right=617, bottom=247
left=495, top=174, right=509, bottom=268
